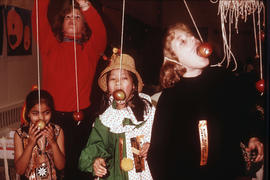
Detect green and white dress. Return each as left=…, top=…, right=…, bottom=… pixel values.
left=79, top=93, right=155, bottom=180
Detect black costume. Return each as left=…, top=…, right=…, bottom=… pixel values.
left=148, top=67, right=264, bottom=180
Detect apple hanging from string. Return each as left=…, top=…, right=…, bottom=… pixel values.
left=36, top=120, right=46, bottom=130
left=113, top=89, right=126, bottom=101
left=197, top=42, right=213, bottom=58
left=255, top=79, right=265, bottom=93
left=73, top=111, right=84, bottom=122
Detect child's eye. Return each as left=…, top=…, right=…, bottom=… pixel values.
left=44, top=111, right=51, bottom=115
left=74, top=15, right=81, bottom=19
left=31, top=112, right=39, bottom=116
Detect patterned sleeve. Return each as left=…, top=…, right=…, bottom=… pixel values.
left=140, top=93, right=156, bottom=143
left=78, top=118, right=111, bottom=173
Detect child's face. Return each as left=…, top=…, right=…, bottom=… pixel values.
left=62, top=9, right=84, bottom=39
left=108, top=69, right=135, bottom=106
left=171, top=30, right=209, bottom=71
left=28, top=102, right=52, bottom=125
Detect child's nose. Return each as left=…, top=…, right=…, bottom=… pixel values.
left=38, top=113, right=45, bottom=120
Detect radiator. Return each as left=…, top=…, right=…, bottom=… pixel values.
left=0, top=102, right=23, bottom=130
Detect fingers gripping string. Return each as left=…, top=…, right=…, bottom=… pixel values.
left=72, top=0, right=80, bottom=113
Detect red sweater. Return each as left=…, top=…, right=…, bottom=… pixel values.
left=32, top=0, right=107, bottom=112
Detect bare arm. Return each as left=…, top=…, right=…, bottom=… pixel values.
left=14, top=124, right=42, bottom=175
left=42, top=124, right=65, bottom=170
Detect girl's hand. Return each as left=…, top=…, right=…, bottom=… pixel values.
left=28, top=123, right=42, bottom=147
left=140, top=142, right=150, bottom=158
left=93, top=158, right=107, bottom=177
left=42, top=124, right=56, bottom=145
left=76, top=0, right=91, bottom=10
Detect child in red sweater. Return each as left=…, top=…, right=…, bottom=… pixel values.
left=32, top=0, right=107, bottom=179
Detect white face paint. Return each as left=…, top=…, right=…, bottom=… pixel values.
left=171, top=30, right=209, bottom=77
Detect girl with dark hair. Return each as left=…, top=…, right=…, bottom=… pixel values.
left=79, top=54, right=155, bottom=179
left=14, top=89, right=65, bottom=180
left=32, top=0, right=107, bottom=179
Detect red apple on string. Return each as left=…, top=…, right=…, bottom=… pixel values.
left=197, top=42, right=213, bottom=58
left=255, top=79, right=265, bottom=93
left=73, top=111, right=84, bottom=122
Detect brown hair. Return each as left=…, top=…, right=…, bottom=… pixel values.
left=160, top=60, right=186, bottom=89
left=48, top=1, right=91, bottom=42
left=160, top=23, right=192, bottom=88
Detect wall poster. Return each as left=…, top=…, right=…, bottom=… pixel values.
left=4, top=6, right=32, bottom=56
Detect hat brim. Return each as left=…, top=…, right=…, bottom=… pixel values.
left=98, top=64, right=144, bottom=93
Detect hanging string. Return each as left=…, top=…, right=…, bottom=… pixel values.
left=35, top=0, right=41, bottom=112
left=257, top=5, right=263, bottom=80
left=182, top=0, right=204, bottom=42
left=252, top=12, right=259, bottom=58
left=72, top=0, right=80, bottom=113
left=119, top=0, right=126, bottom=84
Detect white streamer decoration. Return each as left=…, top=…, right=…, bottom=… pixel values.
left=210, top=0, right=265, bottom=72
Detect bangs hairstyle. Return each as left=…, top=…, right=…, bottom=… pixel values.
left=24, top=90, right=55, bottom=123
left=48, top=1, right=91, bottom=42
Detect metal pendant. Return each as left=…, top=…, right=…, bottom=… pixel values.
left=36, top=163, right=49, bottom=178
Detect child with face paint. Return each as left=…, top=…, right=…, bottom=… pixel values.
left=147, top=23, right=264, bottom=180
left=79, top=54, right=155, bottom=180
left=14, top=89, right=65, bottom=180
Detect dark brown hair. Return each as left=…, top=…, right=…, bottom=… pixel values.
left=24, top=89, right=55, bottom=123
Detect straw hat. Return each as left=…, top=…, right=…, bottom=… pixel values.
left=98, top=54, right=144, bottom=92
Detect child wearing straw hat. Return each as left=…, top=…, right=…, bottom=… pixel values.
left=79, top=53, right=155, bottom=180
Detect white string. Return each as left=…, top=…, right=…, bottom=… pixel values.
left=252, top=12, right=258, bottom=57
left=257, top=6, right=263, bottom=80
left=210, top=0, right=265, bottom=71
left=164, top=57, right=182, bottom=66
left=72, top=0, right=80, bottom=112
left=35, top=0, right=41, bottom=112
left=119, top=0, right=126, bottom=85
left=182, top=0, right=204, bottom=42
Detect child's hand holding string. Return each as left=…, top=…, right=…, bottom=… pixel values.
left=76, top=0, right=91, bottom=11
